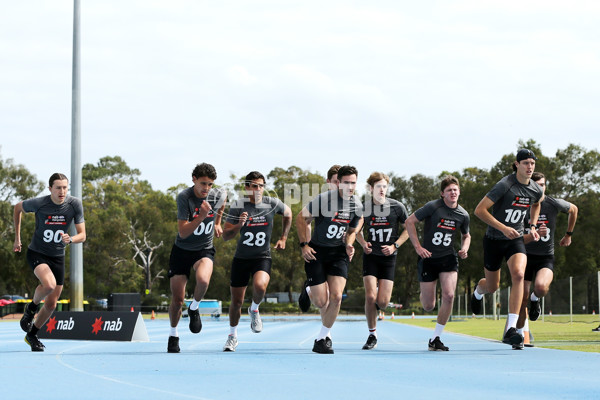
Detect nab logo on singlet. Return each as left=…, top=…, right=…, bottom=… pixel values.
left=45, top=215, right=67, bottom=226
left=370, top=216, right=390, bottom=226
left=437, top=219, right=457, bottom=231
left=332, top=211, right=351, bottom=223
left=512, top=197, right=531, bottom=208
left=247, top=216, right=268, bottom=227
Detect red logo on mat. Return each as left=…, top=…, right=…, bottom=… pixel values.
left=92, top=317, right=104, bottom=334
left=46, top=317, right=57, bottom=334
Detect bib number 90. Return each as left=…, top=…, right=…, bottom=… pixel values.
left=43, top=229, right=65, bottom=243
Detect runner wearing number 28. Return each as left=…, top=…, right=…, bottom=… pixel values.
left=167, top=163, right=226, bottom=353
left=221, top=171, right=292, bottom=352
left=296, top=165, right=363, bottom=354
left=14, top=173, right=86, bottom=352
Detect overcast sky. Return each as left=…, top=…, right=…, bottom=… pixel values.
left=1, top=1, right=599, bottom=193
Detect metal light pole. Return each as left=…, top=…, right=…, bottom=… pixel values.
left=70, top=0, right=84, bottom=311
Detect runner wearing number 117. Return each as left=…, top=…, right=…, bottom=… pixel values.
left=296, top=165, right=363, bottom=354
left=221, top=171, right=292, bottom=352
left=167, top=163, right=226, bottom=353
left=14, top=173, right=86, bottom=352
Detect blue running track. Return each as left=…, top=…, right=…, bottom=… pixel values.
left=1, top=315, right=598, bottom=400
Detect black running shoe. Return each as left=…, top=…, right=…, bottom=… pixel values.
left=502, top=327, right=524, bottom=346
left=312, top=338, right=334, bottom=354
left=24, top=333, right=45, bottom=352
left=512, top=340, right=524, bottom=350
left=471, top=291, right=482, bottom=315
left=325, top=336, right=332, bottom=348
left=362, top=334, right=377, bottom=350
left=188, top=308, right=202, bottom=333
left=298, top=280, right=311, bottom=312
left=20, top=303, right=37, bottom=333
left=167, top=336, right=180, bottom=353
left=592, top=325, right=600, bottom=332
left=428, top=336, right=449, bottom=351
left=528, top=299, right=541, bottom=321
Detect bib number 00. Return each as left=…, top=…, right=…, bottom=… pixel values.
left=194, top=221, right=214, bottom=236
left=43, top=229, right=65, bottom=243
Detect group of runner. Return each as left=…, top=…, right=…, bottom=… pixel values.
left=13, top=149, right=579, bottom=353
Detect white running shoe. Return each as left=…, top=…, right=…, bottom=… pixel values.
left=223, top=335, right=238, bottom=352
left=248, top=307, right=263, bottom=333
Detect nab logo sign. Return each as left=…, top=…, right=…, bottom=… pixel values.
left=92, top=317, right=123, bottom=334
left=46, top=316, right=75, bottom=334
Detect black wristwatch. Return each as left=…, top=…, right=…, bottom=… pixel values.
left=299, top=242, right=309, bottom=247
left=529, top=224, right=537, bottom=230
left=394, top=243, right=400, bottom=249
left=566, top=231, right=573, bottom=236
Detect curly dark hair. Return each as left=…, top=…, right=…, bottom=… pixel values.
left=244, top=171, right=265, bottom=186
left=192, top=163, right=217, bottom=180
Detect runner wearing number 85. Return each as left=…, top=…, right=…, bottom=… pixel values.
left=167, top=163, right=226, bottom=353
left=471, top=149, right=544, bottom=349
left=355, top=172, right=409, bottom=350
left=296, top=165, right=363, bottom=354
left=405, top=175, right=470, bottom=351
left=14, top=173, right=86, bottom=351
left=221, top=171, right=292, bottom=351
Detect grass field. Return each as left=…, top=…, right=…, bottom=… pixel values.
left=393, top=314, right=600, bottom=353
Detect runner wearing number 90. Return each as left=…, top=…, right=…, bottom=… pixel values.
left=296, top=165, right=363, bottom=354
left=471, top=149, right=544, bottom=349
left=405, top=175, right=470, bottom=351
left=14, top=173, right=86, bottom=352
left=167, top=163, right=226, bottom=353
left=355, top=172, right=409, bottom=350
left=221, top=171, right=292, bottom=352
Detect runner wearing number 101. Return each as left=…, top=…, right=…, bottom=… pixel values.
left=356, top=172, right=409, bottom=350
left=405, top=175, right=470, bottom=351
left=14, top=173, right=86, bottom=352
left=167, top=163, right=226, bottom=353
left=221, top=171, right=292, bottom=352
left=471, top=149, right=544, bottom=350
left=296, top=165, right=363, bottom=354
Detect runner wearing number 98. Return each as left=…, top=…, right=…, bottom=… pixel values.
left=14, top=173, right=86, bottom=352
left=221, top=171, right=292, bottom=351
left=355, top=172, right=409, bottom=350
left=405, top=175, right=470, bottom=351
left=167, top=163, right=226, bottom=353
left=296, top=165, right=363, bottom=354
left=471, top=149, right=544, bottom=349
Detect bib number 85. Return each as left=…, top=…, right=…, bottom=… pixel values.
left=432, top=232, right=452, bottom=246
left=43, top=229, right=65, bottom=243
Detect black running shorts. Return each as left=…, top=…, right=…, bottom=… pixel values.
left=230, top=257, right=272, bottom=288
left=363, top=253, right=396, bottom=281
left=26, top=248, right=65, bottom=285
left=168, top=244, right=215, bottom=278
left=483, top=236, right=526, bottom=272
left=417, top=254, right=458, bottom=283
left=524, top=254, right=554, bottom=282
left=304, top=243, right=349, bottom=286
